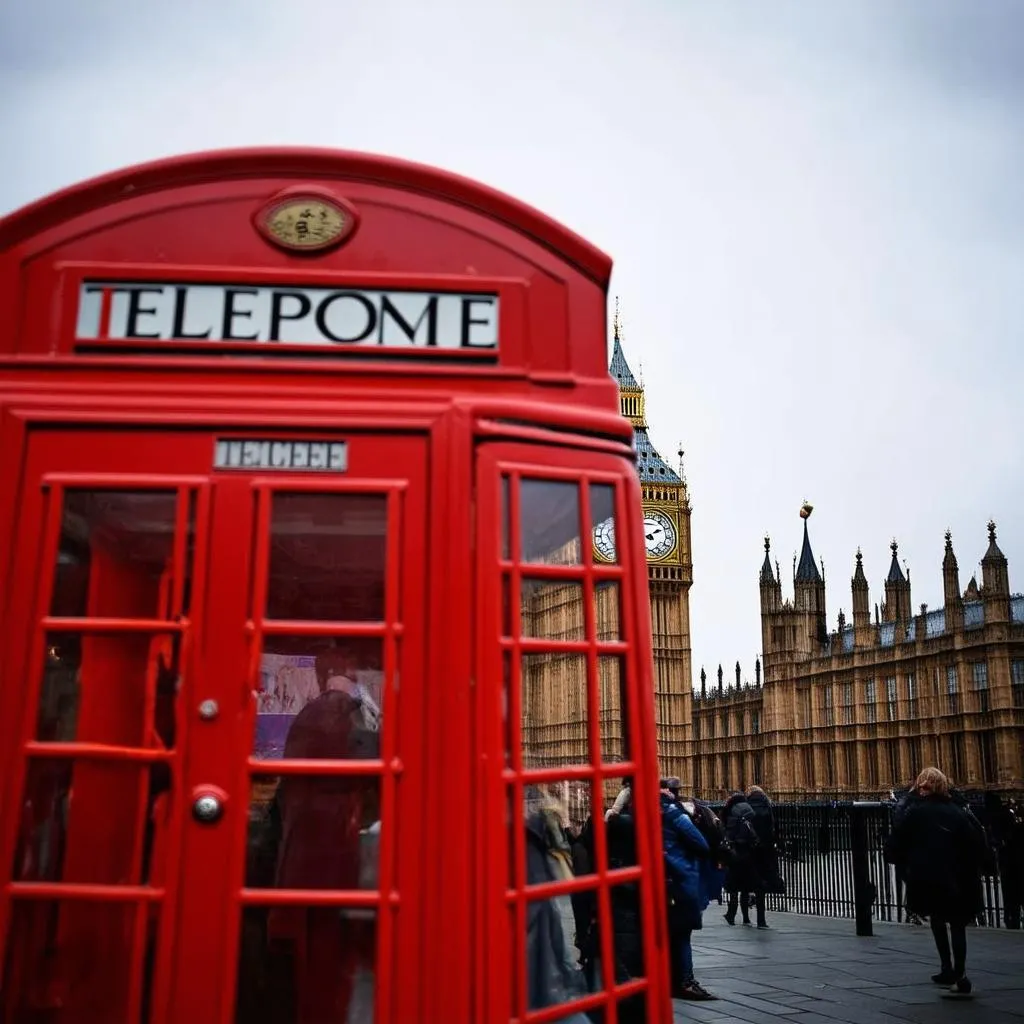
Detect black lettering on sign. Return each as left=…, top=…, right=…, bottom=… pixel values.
left=124, top=286, right=164, bottom=339
left=315, top=292, right=377, bottom=344
left=172, top=286, right=212, bottom=339
left=268, top=291, right=312, bottom=342
left=222, top=288, right=260, bottom=341
left=460, top=296, right=496, bottom=348
left=379, top=295, right=439, bottom=346
left=271, top=442, right=293, bottom=469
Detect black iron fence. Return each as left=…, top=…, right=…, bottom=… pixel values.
left=711, top=800, right=1017, bottom=933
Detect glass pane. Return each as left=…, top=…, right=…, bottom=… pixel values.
left=51, top=489, right=189, bottom=619
left=521, top=653, right=588, bottom=769
left=245, top=774, right=381, bottom=890
left=266, top=493, right=387, bottom=621
left=13, top=758, right=169, bottom=885
left=253, top=637, right=383, bottom=760
left=520, top=579, right=585, bottom=642
left=36, top=631, right=180, bottom=748
left=500, top=475, right=510, bottom=561
left=519, top=780, right=595, bottom=885
left=590, top=482, right=617, bottom=564
left=2, top=900, right=157, bottom=1023
left=599, top=655, right=628, bottom=764
left=523, top=894, right=589, bottom=1013
left=519, top=479, right=581, bottom=565
left=235, top=906, right=376, bottom=1024
left=610, top=882, right=645, bottom=985
left=594, top=581, right=621, bottom=641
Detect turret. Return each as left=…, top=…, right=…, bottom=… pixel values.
left=981, top=519, right=1010, bottom=623
left=851, top=548, right=872, bottom=646
left=883, top=539, right=912, bottom=626
left=793, top=503, right=827, bottom=647
left=943, top=530, right=963, bottom=631
left=759, top=535, right=781, bottom=612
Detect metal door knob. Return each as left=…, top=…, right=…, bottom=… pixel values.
left=192, top=794, right=223, bottom=823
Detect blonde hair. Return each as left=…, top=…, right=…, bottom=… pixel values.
left=746, top=785, right=768, bottom=799
left=915, top=767, right=949, bottom=797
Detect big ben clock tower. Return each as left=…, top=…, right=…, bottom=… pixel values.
left=604, top=301, right=694, bottom=789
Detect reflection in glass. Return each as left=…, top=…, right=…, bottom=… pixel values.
left=590, top=482, right=617, bottom=564
left=266, top=493, right=387, bottom=621
left=521, top=654, right=588, bottom=769
left=51, top=489, right=187, bottom=619
left=520, top=579, right=585, bottom=642
left=13, top=758, right=169, bottom=886
left=521, top=780, right=594, bottom=875
left=519, top=480, right=581, bottom=565
left=524, top=894, right=588, bottom=1014
left=518, top=779, right=591, bottom=1016
left=245, top=774, right=381, bottom=891
left=2, top=900, right=157, bottom=1023
left=36, top=631, right=180, bottom=748
left=235, top=907, right=376, bottom=1024
left=252, top=637, right=383, bottom=760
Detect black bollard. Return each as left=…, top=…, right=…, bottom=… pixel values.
left=850, top=803, right=874, bottom=937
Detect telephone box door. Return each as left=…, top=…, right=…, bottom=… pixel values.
left=0, top=429, right=428, bottom=1024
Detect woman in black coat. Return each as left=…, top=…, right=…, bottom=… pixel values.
left=885, top=767, right=987, bottom=997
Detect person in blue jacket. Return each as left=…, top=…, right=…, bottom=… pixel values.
left=659, top=778, right=718, bottom=1001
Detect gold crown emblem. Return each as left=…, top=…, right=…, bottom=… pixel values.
left=256, top=191, right=358, bottom=253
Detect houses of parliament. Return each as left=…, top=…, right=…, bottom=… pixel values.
left=519, top=313, right=1024, bottom=814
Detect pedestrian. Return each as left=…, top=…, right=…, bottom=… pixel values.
left=658, top=777, right=718, bottom=1001
left=884, top=767, right=987, bottom=998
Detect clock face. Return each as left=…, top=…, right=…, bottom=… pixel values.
left=643, top=510, right=677, bottom=560
left=593, top=517, right=617, bottom=562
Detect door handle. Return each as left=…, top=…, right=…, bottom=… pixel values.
left=191, top=786, right=228, bottom=824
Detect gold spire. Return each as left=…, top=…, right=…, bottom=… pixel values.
left=613, top=295, right=623, bottom=341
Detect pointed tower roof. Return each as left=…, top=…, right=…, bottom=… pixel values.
left=852, top=547, right=868, bottom=587
left=795, top=520, right=821, bottom=583
left=886, top=540, right=907, bottom=584
left=983, top=519, right=1006, bottom=563
left=943, top=530, right=958, bottom=570
left=609, top=335, right=640, bottom=390
left=760, top=536, right=776, bottom=583
left=608, top=298, right=682, bottom=485
left=609, top=298, right=640, bottom=389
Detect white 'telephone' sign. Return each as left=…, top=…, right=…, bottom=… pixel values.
left=77, top=281, right=499, bottom=351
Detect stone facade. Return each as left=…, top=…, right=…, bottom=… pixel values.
left=693, top=516, right=1024, bottom=800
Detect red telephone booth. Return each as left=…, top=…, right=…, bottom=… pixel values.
left=0, top=149, right=671, bottom=1024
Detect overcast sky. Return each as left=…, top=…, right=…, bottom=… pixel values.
left=2, top=0, right=1022, bottom=687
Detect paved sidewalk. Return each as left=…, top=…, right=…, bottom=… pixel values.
left=679, top=909, right=1024, bottom=1022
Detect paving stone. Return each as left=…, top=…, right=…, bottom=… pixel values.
left=683, top=911, right=1024, bottom=1024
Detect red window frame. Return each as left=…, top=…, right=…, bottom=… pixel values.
left=0, top=429, right=431, bottom=1024
left=475, top=442, right=669, bottom=1024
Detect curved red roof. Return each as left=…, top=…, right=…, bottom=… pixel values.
left=0, top=147, right=612, bottom=285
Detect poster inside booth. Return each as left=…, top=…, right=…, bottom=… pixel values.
left=254, top=651, right=383, bottom=760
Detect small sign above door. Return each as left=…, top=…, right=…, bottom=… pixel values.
left=214, top=438, right=348, bottom=473
left=76, top=280, right=499, bottom=351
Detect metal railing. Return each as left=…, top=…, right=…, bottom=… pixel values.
left=711, top=800, right=1015, bottom=934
